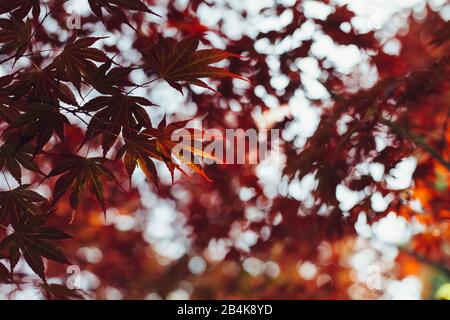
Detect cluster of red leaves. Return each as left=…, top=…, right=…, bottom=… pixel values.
left=0, top=0, right=247, bottom=297
left=0, top=0, right=448, bottom=300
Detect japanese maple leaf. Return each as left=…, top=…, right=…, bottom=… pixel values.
left=88, top=0, right=160, bottom=28
left=9, top=101, right=70, bottom=152
left=6, top=67, right=78, bottom=106
left=0, top=17, right=32, bottom=62
left=0, top=184, right=47, bottom=225
left=84, top=60, right=135, bottom=94
left=0, top=214, right=71, bottom=280
left=82, top=93, right=154, bottom=155
left=0, top=0, right=40, bottom=19
left=50, top=35, right=109, bottom=91
left=115, top=132, right=160, bottom=188
left=39, top=283, right=86, bottom=300
left=145, top=36, right=248, bottom=93
left=46, top=155, right=119, bottom=214
left=115, top=117, right=214, bottom=188
left=143, top=117, right=213, bottom=182
left=0, top=142, right=42, bottom=183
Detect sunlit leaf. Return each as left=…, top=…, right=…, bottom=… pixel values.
left=145, top=36, right=248, bottom=93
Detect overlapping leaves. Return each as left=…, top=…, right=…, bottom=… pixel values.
left=0, top=0, right=40, bottom=19
left=50, top=35, right=109, bottom=91
left=0, top=0, right=249, bottom=286
left=82, top=93, right=154, bottom=155
left=6, top=67, right=78, bottom=106
left=116, top=117, right=213, bottom=187
left=84, top=60, right=135, bottom=94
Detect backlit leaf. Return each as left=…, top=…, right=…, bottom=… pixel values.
left=50, top=35, right=109, bottom=91
left=0, top=214, right=71, bottom=280
left=145, top=36, right=248, bottom=93
left=82, top=93, right=155, bottom=155
left=47, top=155, right=119, bottom=214
left=0, top=184, right=47, bottom=225
left=0, top=143, right=42, bottom=183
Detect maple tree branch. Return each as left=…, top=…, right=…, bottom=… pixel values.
left=60, top=105, right=158, bottom=144
left=60, top=106, right=130, bottom=140
left=0, top=1, right=69, bottom=65
left=126, top=76, right=160, bottom=96
left=30, top=0, right=69, bottom=41
left=81, top=86, right=96, bottom=102
left=59, top=105, right=147, bottom=155
left=382, top=118, right=450, bottom=170
left=0, top=54, right=19, bottom=65
left=59, top=105, right=90, bottom=126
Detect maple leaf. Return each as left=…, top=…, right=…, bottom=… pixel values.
left=144, top=117, right=213, bottom=182
left=84, top=60, right=135, bottom=94
left=50, top=35, right=109, bottom=91
left=0, top=143, right=42, bottom=183
left=0, top=184, right=47, bottom=225
left=152, top=117, right=216, bottom=182
left=0, top=17, right=32, bottom=62
left=115, top=131, right=160, bottom=188
left=82, top=93, right=154, bottom=155
left=9, top=101, right=70, bottom=153
left=39, top=283, right=86, bottom=300
left=0, top=0, right=40, bottom=19
left=115, top=117, right=214, bottom=188
left=145, top=36, right=248, bottom=93
left=46, top=155, right=119, bottom=213
left=0, top=214, right=71, bottom=280
left=88, top=0, right=160, bottom=28
left=6, top=67, right=78, bottom=106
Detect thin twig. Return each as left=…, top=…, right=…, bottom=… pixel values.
left=1, top=171, right=12, bottom=190
left=382, top=118, right=450, bottom=170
